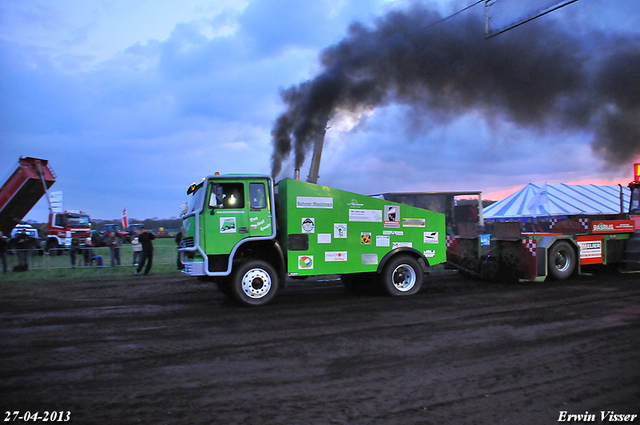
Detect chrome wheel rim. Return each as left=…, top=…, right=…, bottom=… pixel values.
left=392, top=264, right=416, bottom=292
left=241, top=268, right=271, bottom=299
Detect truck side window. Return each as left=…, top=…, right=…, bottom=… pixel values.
left=209, top=183, right=245, bottom=209
left=250, top=183, right=266, bottom=209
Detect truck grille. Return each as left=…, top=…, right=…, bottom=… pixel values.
left=183, top=236, right=195, bottom=248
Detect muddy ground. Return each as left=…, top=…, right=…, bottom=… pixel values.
left=1, top=270, right=639, bottom=425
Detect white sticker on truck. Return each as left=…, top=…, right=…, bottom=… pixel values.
left=325, top=251, right=348, bottom=262
left=349, top=209, right=382, bottom=222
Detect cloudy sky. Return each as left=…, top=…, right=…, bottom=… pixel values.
left=2, top=0, right=639, bottom=221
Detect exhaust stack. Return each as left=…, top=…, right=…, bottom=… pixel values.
left=294, top=168, right=301, bottom=180
left=306, top=122, right=331, bottom=184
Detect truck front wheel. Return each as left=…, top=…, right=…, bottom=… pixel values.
left=231, top=260, right=279, bottom=306
left=548, top=241, right=576, bottom=280
left=381, top=255, right=423, bottom=296
left=45, top=238, right=60, bottom=256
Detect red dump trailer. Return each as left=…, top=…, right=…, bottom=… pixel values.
left=0, top=157, right=56, bottom=235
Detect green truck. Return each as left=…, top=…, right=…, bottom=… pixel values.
left=180, top=175, right=446, bottom=305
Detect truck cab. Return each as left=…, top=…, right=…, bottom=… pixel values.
left=46, top=211, right=91, bottom=252
left=180, top=175, right=282, bottom=303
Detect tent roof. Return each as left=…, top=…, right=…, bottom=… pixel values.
left=483, top=183, right=630, bottom=220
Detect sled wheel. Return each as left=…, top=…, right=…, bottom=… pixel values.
left=381, top=255, right=423, bottom=296
left=548, top=241, right=576, bottom=280
left=231, top=261, right=279, bottom=306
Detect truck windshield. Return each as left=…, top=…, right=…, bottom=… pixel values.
left=188, top=185, right=205, bottom=214
left=68, top=215, right=90, bottom=228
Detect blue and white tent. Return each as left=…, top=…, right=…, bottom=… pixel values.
left=484, top=183, right=630, bottom=220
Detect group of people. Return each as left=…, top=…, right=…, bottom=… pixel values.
left=0, top=226, right=165, bottom=275
left=0, top=229, right=37, bottom=273
left=69, top=227, right=156, bottom=275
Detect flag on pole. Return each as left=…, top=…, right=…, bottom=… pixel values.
left=527, top=183, right=549, bottom=217
left=122, top=208, right=128, bottom=229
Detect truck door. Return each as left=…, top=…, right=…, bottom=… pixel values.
left=248, top=181, right=273, bottom=238
left=204, top=180, right=249, bottom=258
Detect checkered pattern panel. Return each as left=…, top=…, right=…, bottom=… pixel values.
left=578, top=218, right=589, bottom=230
left=549, top=218, right=589, bottom=231
left=446, top=235, right=454, bottom=248
left=522, top=238, right=537, bottom=257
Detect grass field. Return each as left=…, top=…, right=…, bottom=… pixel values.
left=1, top=238, right=182, bottom=283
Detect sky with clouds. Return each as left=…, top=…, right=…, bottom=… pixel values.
left=1, top=0, right=639, bottom=221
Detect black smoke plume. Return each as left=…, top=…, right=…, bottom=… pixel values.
left=270, top=3, right=640, bottom=178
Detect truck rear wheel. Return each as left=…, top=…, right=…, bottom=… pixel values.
left=381, top=255, right=423, bottom=296
left=231, top=260, right=279, bottom=306
left=548, top=241, right=576, bottom=280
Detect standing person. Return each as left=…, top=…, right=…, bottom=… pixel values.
left=135, top=227, right=155, bottom=275
left=15, top=230, right=32, bottom=271
left=107, top=231, right=122, bottom=266
left=131, top=232, right=142, bottom=265
left=0, top=231, right=8, bottom=274
left=175, top=230, right=184, bottom=270
left=69, top=237, right=80, bottom=268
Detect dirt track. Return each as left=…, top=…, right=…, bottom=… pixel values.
left=1, top=271, right=639, bottom=425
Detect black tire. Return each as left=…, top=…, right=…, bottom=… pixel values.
left=231, top=260, right=279, bottom=306
left=548, top=241, right=576, bottom=280
left=45, top=238, right=59, bottom=256
left=381, top=255, right=423, bottom=296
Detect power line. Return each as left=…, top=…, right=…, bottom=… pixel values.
left=428, top=0, right=484, bottom=29
left=485, top=0, right=580, bottom=38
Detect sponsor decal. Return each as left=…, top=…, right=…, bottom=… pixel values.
left=259, top=222, right=271, bottom=232
left=361, top=254, right=379, bottom=265
left=578, top=241, right=602, bottom=257
left=591, top=220, right=635, bottom=233
left=549, top=218, right=589, bottom=233
left=317, top=233, right=331, bottom=244
left=349, top=209, right=382, bottom=222
left=302, top=217, right=315, bottom=233
left=384, top=205, right=400, bottom=228
left=361, top=232, right=372, bottom=245
left=424, top=250, right=436, bottom=258
left=298, top=255, right=314, bottom=269
left=325, top=251, right=348, bottom=262
left=424, top=232, right=439, bottom=244
left=250, top=217, right=270, bottom=232
left=347, top=198, right=364, bottom=208
left=376, top=235, right=390, bottom=247
left=383, top=230, right=403, bottom=236
left=296, top=196, right=333, bottom=209
left=392, top=242, right=413, bottom=249
left=334, top=223, right=348, bottom=238
left=577, top=235, right=603, bottom=264
left=220, top=217, right=236, bottom=233
left=592, top=223, right=614, bottom=232
left=403, top=218, right=425, bottom=227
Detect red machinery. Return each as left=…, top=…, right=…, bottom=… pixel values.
left=0, top=157, right=55, bottom=236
